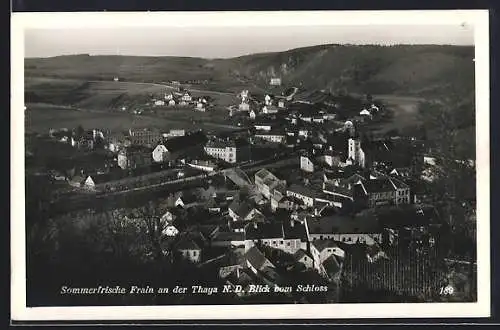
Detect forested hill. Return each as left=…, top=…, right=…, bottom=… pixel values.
left=25, top=44, right=474, bottom=98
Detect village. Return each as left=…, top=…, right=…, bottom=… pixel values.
left=25, top=75, right=477, bottom=304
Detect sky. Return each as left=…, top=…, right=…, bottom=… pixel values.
left=24, top=24, right=474, bottom=59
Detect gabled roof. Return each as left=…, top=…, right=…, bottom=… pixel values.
left=307, top=212, right=380, bottom=235
left=177, top=193, right=198, bottom=205
left=282, top=220, right=308, bottom=240
left=322, top=255, right=341, bottom=275
left=176, top=238, right=200, bottom=251
left=245, top=222, right=283, bottom=240
left=311, top=239, right=339, bottom=253
left=294, top=249, right=312, bottom=261
left=361, top=178, right=396, bottom=194
left=229, top=199, right=256, bottom=219
left=244, top=246, right=273, bottom=271
left=164, top=131, right=208, bottom=153
left=287, top=184, right=321, bottom=199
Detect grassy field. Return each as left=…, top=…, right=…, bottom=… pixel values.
left=25, top=103, right=237, bottom=133
left=25, top=77, right=239, bottom=110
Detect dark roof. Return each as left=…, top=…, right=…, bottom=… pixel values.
left=287, top=184, right=321, bottom=199
left=307, top=212, right=380, bottom=235
left=229, top=199, right=256, bottom=219
left=322, top=255, right=341, bottom=275
left=244, top=246, right=272, bottom=270
left=177, top=193, right=198, bottom=205
left=176, top=238, right=200, bottom=251
left=311, top=239, right=339, bottom=253
left=212, top=231, right=245, bottom=242
left=122, top=145, right=152, bottom=154
left=323, top=182, right=353, bottom=199
left=293, top=249, right=312, bottom=260
left=245, top=222, right=283, bottom=240
left=164, top=131, right=208, bottom=153
left=282, top=220, right=308, bottom=240
left=361, top=178, right=396, bottom=194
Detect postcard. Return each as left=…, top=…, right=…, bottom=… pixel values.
left=11, top=10, right=490, bottom=321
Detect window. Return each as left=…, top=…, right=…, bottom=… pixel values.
left=347, top=237, right=352, bottom=242
left=342, top=237, right=346, bottom=242
left=287, top=242, right=291, bottom=246
left=280, top=240, right=283, bottom=245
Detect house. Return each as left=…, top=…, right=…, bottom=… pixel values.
left=175, top=193, right=199, bottom=209
left=69, top=175, right=85, bottom=188
left=117, top=145, right=152, bottom=170
left=128, top=128, right=162, bottom=147
left=211, top=231, right=246, bottom=248
left=239, top=102, right=250, bottom=111
left=82, top=175, right=96, bottom=190
left=293, top=249, right=314, bottom=269
left=270, top=77, right=282, bottom=86
left=359, top=109, right=372, bottom=118
left=244, top=246, right=275, bottom=275
left=165, top=92, right=175, bottom=100
left=355, top=177, right=411, bottom=208
left=181, top=91, right=193, bottom=102
left=277, top=99, right=286, bottom=109
left=161, top=131, right=208, bottom=162
left=300, top=155, right=318, bottom=173
left=249, top=109, right=257, bottom=119
left=175, top=238, right=202, bottom=263
left=310, top=239, right=345, bottom=270
left=264, top=94, right=274, bottom=106
left=262, top=105, right=279, bottom=114
left=195, top=101, right=206, bottom=112
left=187, top=159, right=218, bottom=172
left=204, top=138, right=250, bottom=164
left=152, top=144, right=168, bottom=163
left=254, top=129, right=286, bottom=144
left=254, top=169, right=286, bottom=199
left=254, top=122, right=273, bottom=131
left=304, top=212, right=382, bottom=244
left=162, top=225, right=180, bottom=237
left=164, top=129, right=186, bottom=139
left=154, top=100, right=165, bottom=106
left=244, top=220, right=308, bottom=255
left=270, top=191, right=296, bottom=212
left=286, top=184, right=322, bottom=208
left=228, top=199, right=263, bottom=222
left=168, top=99, right=176, bottom=106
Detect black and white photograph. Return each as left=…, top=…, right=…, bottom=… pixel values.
left=11, top=10, right=490, bottom=321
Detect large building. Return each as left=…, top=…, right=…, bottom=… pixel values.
left=204, top=139, right=250, bottom=164
left=254, top=169, right=286, bottom=199
left=128, top=128, right=162, bottom=147
left=117, top=145, right=153, bottom=170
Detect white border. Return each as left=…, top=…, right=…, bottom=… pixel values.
left=11, top=10, right=490, bottom=321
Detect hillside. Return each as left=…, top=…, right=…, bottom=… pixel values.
left=25, top=44, right=475, bottom=98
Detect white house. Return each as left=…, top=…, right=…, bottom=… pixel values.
left=262, top=105, right=279, bottom=114
left=155, top=100, right=165, bottom=106
left=162, top=225, right=179, bottom=237
left=310, top=239, right=345, bottom=271
left=181, top=92, right=193, bottom=102
left=264, top=94, right=273, bottom=106
left=270, top=77, right=282, bottom=86
left=168, top=99, right=176, bottom=106
left=300, top=155, right=316, bottom=173
left=249, top=109, right=257, bottom=119
left=195, top=102, right=206, bottom=112
left=152, top=144, right=168, bottom=163
left=359, top=109, right=372, bottom=118
left=83, top=176, right=96, bottom=190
